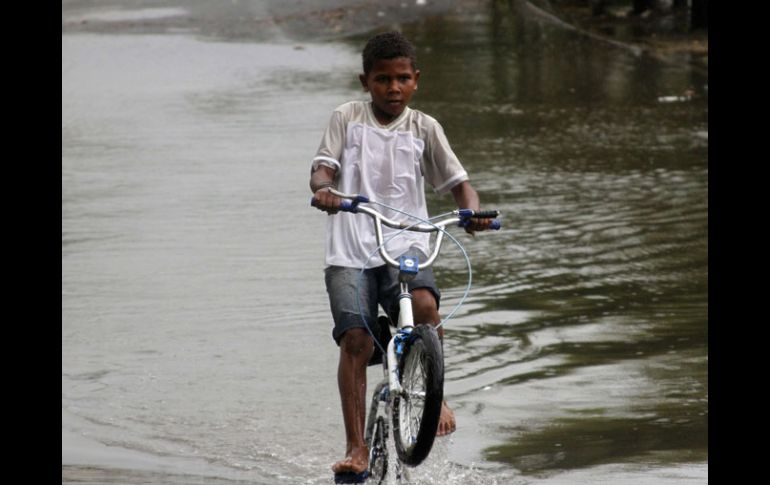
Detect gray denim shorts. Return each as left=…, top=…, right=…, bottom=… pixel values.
left=324, top=250, right=441, bottom=345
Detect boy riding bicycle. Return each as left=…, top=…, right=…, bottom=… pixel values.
left=310, top=31, right=493, bottom=480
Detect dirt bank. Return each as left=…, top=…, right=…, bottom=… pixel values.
left=61, top=0, right=479, bottom=42
left=526, top=0, right=707, bottom=70
left=62, top=0, right=706, bottom=73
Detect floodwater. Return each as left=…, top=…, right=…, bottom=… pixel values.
left=62, top=1, right=707, bottom=483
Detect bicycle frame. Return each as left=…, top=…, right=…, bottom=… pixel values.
left=314, top=188, right=500, bottom=479
left=328, top=188, right=496, bottom=397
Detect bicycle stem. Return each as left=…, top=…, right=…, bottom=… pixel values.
left=397, top=281, right=413, bottom=329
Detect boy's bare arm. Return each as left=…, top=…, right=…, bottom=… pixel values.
left=310, top=165, right=337, bottom=192
left=310, top=165, right=341, bottom=213
left=450, top=180, right=480, bottom=211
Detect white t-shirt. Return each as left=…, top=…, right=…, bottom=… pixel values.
left=312, top=101, right=469, bottom=269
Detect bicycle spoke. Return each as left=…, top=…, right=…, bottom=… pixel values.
left=399, top=342, right=428, bottom=449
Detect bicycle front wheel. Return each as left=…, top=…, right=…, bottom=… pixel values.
left=392, top=324, right=444, bottom=466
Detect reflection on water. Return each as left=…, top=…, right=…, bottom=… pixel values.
left=382, top=1, right=708, bottom=476
left=63, top=0, right=706, bottom=483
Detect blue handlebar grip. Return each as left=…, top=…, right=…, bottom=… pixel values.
left=339, top=201, right=357, bottom=212
left=458, top=218, right=502, bottom=230
left=311, top=197, right=358, bottom=213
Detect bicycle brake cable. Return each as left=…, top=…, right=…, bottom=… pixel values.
left=355, top=200, right=474, bottom=355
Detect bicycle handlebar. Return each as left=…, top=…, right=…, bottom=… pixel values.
left=311, top=188, right=501, bottom=270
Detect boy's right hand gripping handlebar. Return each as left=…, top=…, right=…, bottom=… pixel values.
left=309, top=191, right=368, bottom=213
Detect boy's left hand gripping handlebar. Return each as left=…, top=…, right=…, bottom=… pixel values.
left=457, top=209, right=502, bottom=230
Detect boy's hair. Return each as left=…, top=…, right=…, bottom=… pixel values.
left=362, top=31, right=417, bottom=74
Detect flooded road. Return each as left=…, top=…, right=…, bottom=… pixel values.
left=62, top=1, right=707, bottom=483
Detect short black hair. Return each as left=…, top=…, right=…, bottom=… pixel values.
left=362, top=31, right=417, bottom=74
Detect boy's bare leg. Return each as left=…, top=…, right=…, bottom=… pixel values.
left=412, top=288, right=457, bottom=436
left=333, top=328, right=374, bottom=474
left=438, top=401, right=457, bottom=436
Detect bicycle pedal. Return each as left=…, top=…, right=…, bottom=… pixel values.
left=334, top=470, right=370, bottom=484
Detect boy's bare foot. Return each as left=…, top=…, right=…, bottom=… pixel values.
left=331, top=445, right=369, bottom=474
left=437, top=400, right=456, bottom=436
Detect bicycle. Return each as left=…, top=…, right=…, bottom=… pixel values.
left=313, top=188, right=500, bottom=484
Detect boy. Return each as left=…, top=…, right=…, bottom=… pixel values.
left=310, top=31, right=492, bottom=479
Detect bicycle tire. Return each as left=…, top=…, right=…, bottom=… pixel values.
left=367, top=416, right=388, bottom=484
left=392, top=324, right=444, bottom=466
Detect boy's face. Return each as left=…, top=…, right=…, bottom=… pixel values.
left=359, top=57, right=420, bottom=125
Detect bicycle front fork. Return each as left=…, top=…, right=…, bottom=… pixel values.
left=388, top=281, right=414, bottom=396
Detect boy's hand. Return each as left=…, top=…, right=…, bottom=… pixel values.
left=463, top=217, right=494, bottom=236
left=310, top=165, right=341, bottom=214
left=312, top=187, right=342, bottom=214
left=450, top=181, right=494, bottom=236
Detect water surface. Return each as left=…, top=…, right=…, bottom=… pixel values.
left=62, top=1, right=707, bottom=483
